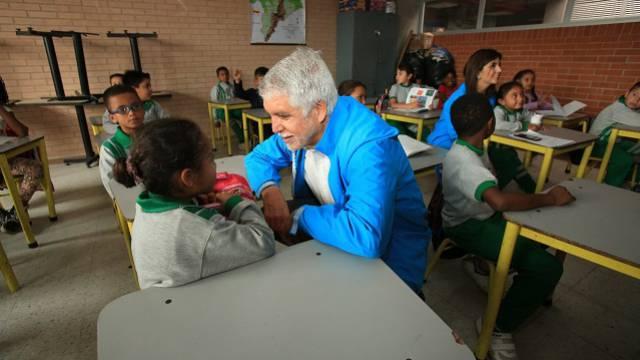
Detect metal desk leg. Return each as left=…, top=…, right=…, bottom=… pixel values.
left=0, top=242, right=19, bottom=293
left=597, top=129, right=618, bottom=183
left=224, top=106, right=232, bottom=155
left=576, top=142, right=594, bottom=179
left=36, top=139, right=57, bottom=221
left=208, top=103, right=217, bottom=151
left=535, top=149, right=554, bottom=193
left=242, top=113, right=250, bottom=154
left=475, top=221, right=520, bottom=359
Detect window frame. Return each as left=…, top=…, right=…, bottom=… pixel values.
left=419, top=0, right=640, bottom=35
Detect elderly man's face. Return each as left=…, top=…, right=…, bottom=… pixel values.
left=264, top=94, right=327, bottom=150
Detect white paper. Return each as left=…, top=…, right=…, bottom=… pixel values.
left=398, top=134, right=432, bottom=156
left=509, top=130, right=575, bottom=148
left=538, top=96, right=586, bottom=118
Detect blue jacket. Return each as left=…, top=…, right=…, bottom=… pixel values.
left=245, top=96, right=430, bottom=292
left=428, top=83, right=497, bottom=149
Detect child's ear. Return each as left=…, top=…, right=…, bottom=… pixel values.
left=497, top=98, right=505, bottom=106
left=485, top=117, right=495, bottom=137
left=108, top=113, right=118, bottom=125
left=178, top=168, right=196, bottom=189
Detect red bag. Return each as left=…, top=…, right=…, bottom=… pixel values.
left=202, top=172, right=254, bottom=210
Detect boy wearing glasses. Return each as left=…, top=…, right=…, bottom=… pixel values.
left=99, top=84, right=145, bottom=197
left=102, top=70, right=169, bottom=134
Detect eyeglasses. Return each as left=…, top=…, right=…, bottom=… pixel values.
left=108, top=102, right=144, bottom=115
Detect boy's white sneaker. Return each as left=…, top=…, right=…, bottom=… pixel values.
left=475, top=317, right=519, bottom=360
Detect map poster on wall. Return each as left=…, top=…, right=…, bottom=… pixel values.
left=250, top=0, right=306, bottom=44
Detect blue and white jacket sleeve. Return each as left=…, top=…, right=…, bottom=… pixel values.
left=245, top=135, right=293, bottom=197
left=298, top=138, right=401, bottom=258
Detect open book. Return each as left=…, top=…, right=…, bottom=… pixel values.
left=398, top=134, right=432, bottom=156
left=402, top=86, right=438, bottom=113
left=537, top=96, right=586, bottom=118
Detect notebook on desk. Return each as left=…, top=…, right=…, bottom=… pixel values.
left=401, top=87, right=438, bottom=113
left=538, top=96, right=586, bottom=118
left=398, top=134, right=432, bottom=156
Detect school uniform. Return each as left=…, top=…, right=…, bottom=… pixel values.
left=99, top=127, right=131, bottom=198
left=589, top=97, right=640, bottom=187
left=210, top=81, right=245, bottom=143
left=132, top=192, right=275, bottom=289
left=489, top=105, right=537, bottom=193
left=442, top=139, right=562, bottom=332
left=102, top=100, right=169, bottom=135
left=388, top=83, right=422, bottom=139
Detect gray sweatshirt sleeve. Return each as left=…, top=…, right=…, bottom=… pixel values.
left=201, top=198, right=276, bottom=278
left=153, top=100, right=170, bottom=119
left=612, top=102, right=640, bottom=128
left=98, top=145, right=116, bottom=198
left=494, top=107, right=522, bottom=133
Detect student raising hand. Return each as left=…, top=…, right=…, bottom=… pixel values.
left=233, top=69, right=242, bottom=83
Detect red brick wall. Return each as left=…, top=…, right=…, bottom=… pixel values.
left=434, top=22, right=639, bottom=117
left=0, top=0, right=337, bottom=161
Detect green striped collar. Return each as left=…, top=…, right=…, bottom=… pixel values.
left=455, top=139, right=484, bottom=156
left=112, top=126, right=133, bottom=149
left=137, top=191, right=195, bottom=213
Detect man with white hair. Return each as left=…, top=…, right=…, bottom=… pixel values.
left=245, top=48, right=430, bottom=294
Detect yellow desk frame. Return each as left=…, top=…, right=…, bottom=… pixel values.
left=0, top=240, right=19, bottom=293
left=0, top=138, right=57, bottom=248
left=242, top=112, right=272, bottom=154
left=208, top=101, right=252, bottom=156
left=596, top=127, right=640, bottom=183
left=381, top=113, right=437, bottom=141
left=542, top=114, right=589, bottom=133
left=475, top=220, right=640, bottom=359
left=488, top=135, right=594, bottom=193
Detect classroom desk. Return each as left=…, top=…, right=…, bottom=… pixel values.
left=409, top=146, right=448, bottom=176
left=542, top=113, right=590, bottom=133
left=98, top=240, right=474, bottom=360
left=489, top=127, right=596, bottom=193
left=475, top=178, right=640, bottom=359
left=596, top=124, right=640, bottom=183
left=151, top=90, right=172, bottom=99
left=13, top=98, right=91, bottom=106
left=382, top=109, right=441, bottom=141
left=207, top=99, right=252, bottom=156
left=241, top=108, right=271, bottom=153
left=0, top=136, right=57, bottom=248
left=365, top=96, right=377, bottom=110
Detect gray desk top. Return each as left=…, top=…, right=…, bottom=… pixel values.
left=494, top=126, right=596, bottom=148
left=0, top=136, right=43, bottom=154
left=384, top=108, right=442, bottom=120
left=98, top=241, right=473, bottom=360
left=409, top=146, right=448, bottom=173
left=209, top=98, right=250, bottom=106
left=505, top=178, right=640, bottom=267
left=109, top=155, right=247, bottom=221
left=542, top=112, right=589, bottom=121
left=615, top=124, right=640, bottom=132
left=242, top=108, right=270, bottom=118
left=14, top=98, right=91, bottom=106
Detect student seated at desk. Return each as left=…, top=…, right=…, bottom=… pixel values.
left=0, top=97, right=44, bottom=233
left=513, top=69, right=551, bottom=111
left=233, top=66, right=268, bottom=108
left=442, top=94, right=574, bottom=360
left=99, top=85, right=144, bottom=198
left=337, top=79, right=367, bottom=105
left=489, top=81, right=539, bottom=194
left=210, top=66, right=245, bottom=145
left=589, top=81, right=640, bottom=187
left=113, top=119, right=275, bottom=289
left=437, top=69, right=458, bottom=110
left=103, top=70, right=169, bottom=134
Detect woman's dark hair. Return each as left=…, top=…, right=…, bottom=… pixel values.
left=123, top=70, right=151, bottom=88
left=103, top=84, right=139, bottom=111
left=337, top=80, right=366, bottom=96
left=497, top=81, right=523, bottom=100
left=513, top=69, right=538, bottom=101
left=464, top=49, right=502, bottom=97
left=113, top=118, right=211, bottom=196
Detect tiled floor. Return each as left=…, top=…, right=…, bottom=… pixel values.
left=0, top=147, right=638, bottom=360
